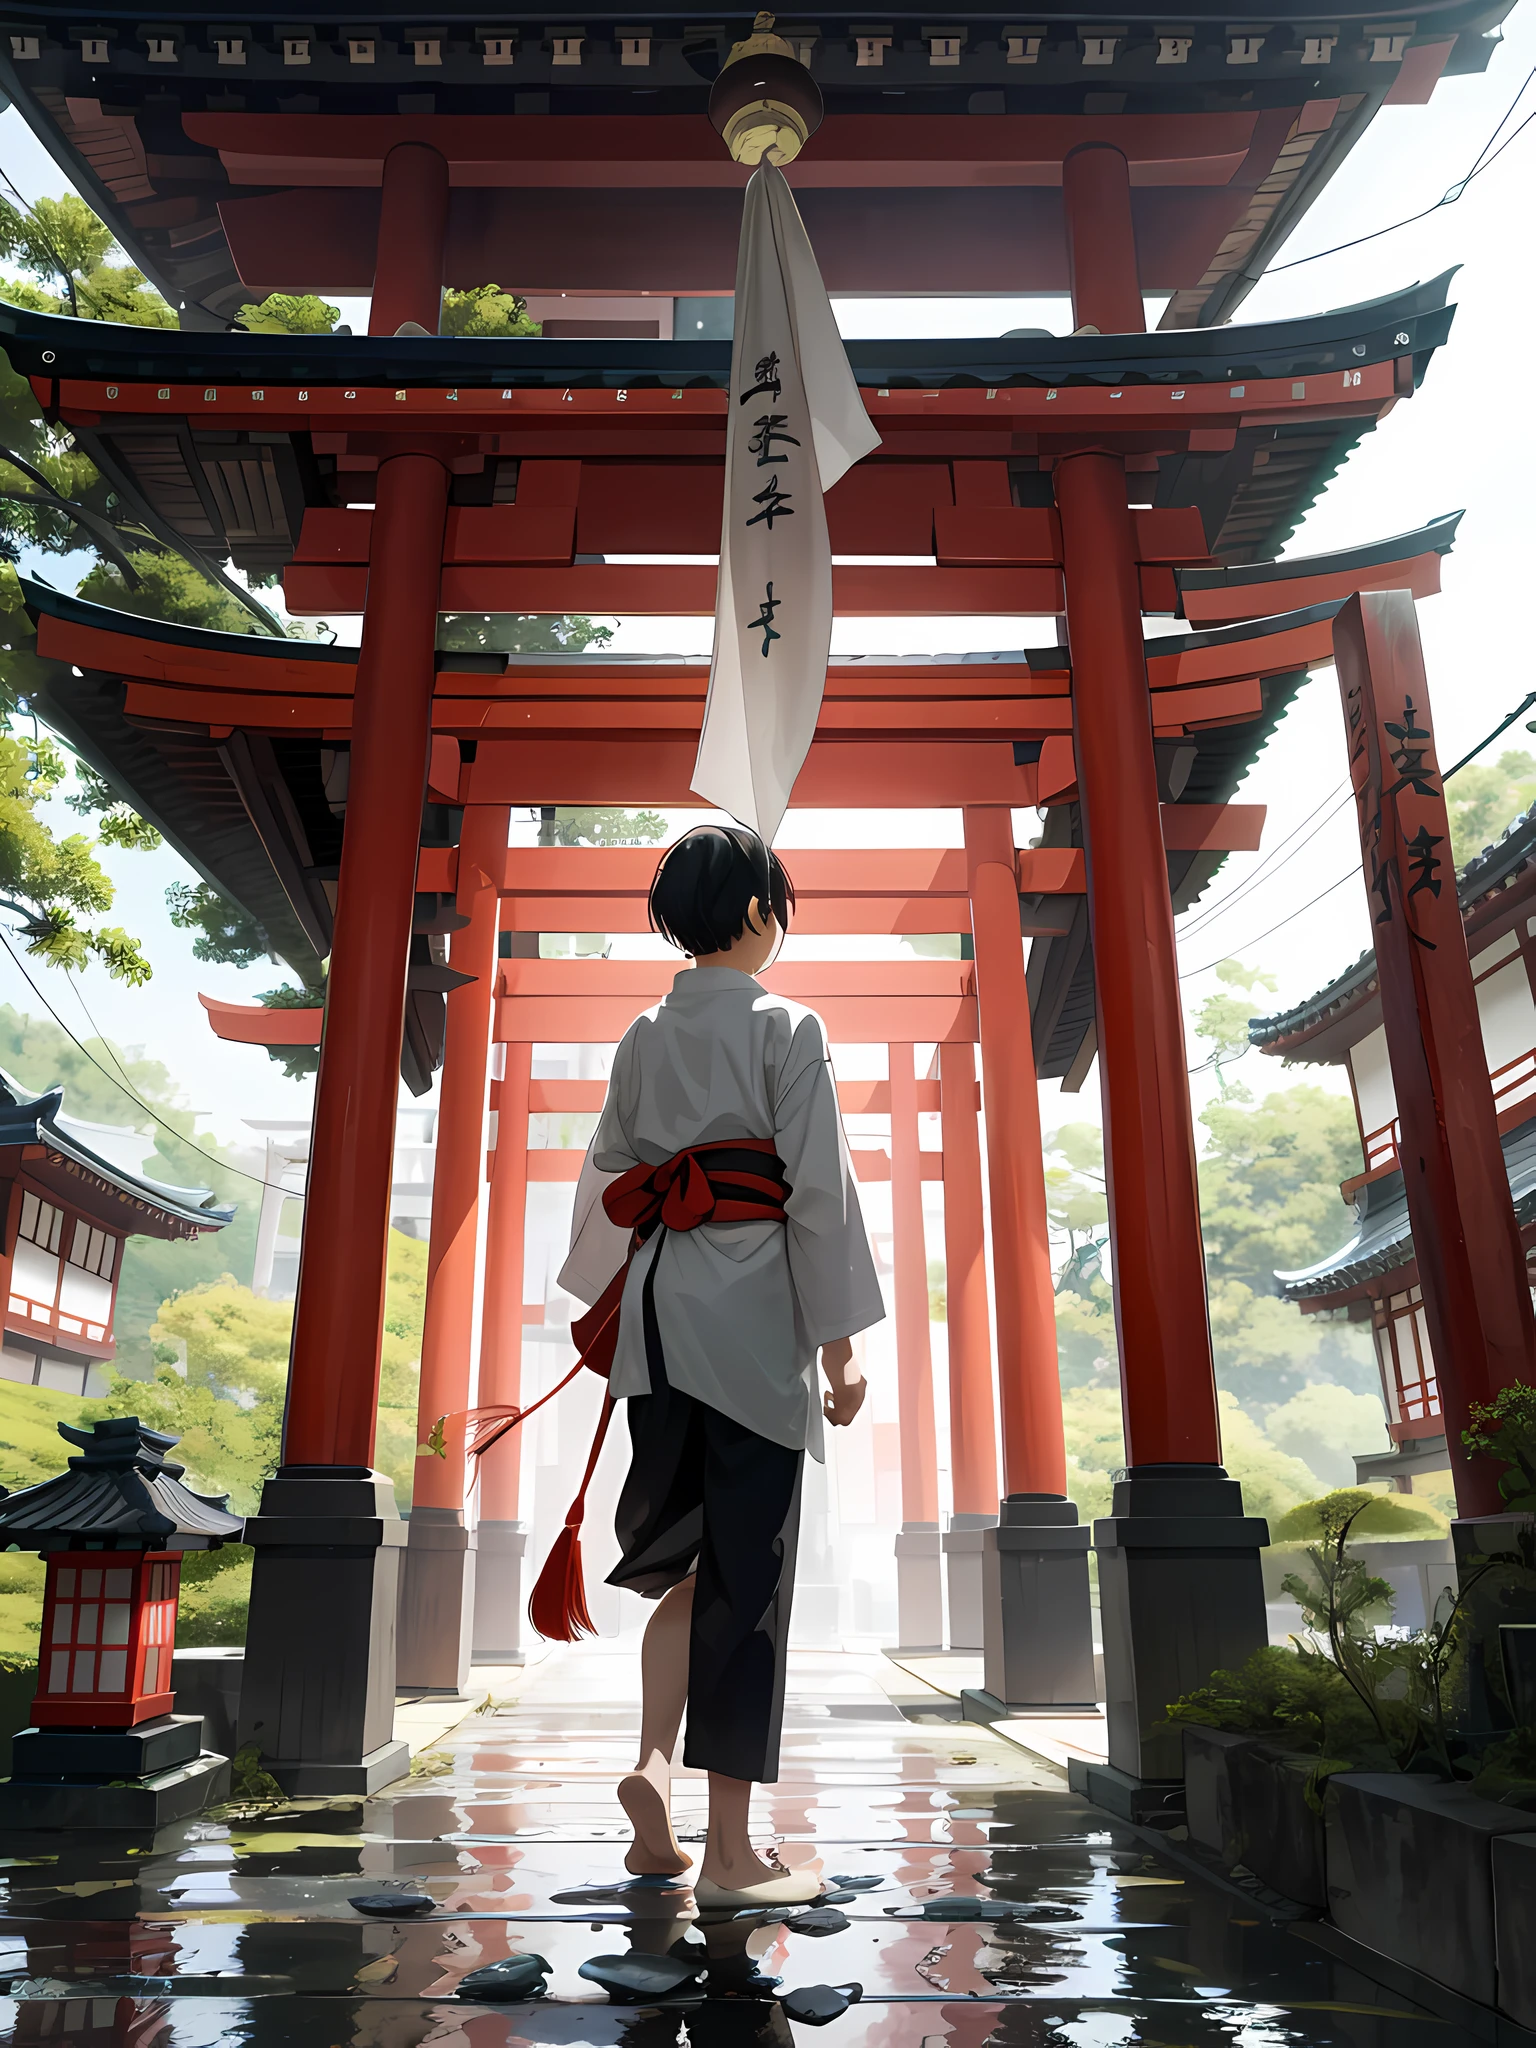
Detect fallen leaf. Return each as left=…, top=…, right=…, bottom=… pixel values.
left=1110, top=1875, right=1184, bottom=1887
left=353, top=1956, right=400, bottom=1985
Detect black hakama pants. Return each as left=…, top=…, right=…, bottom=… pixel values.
left=605, top=1237, right=804, bottom=1785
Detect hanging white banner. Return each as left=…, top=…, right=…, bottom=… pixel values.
left=691, top=160, right=880, bottom=844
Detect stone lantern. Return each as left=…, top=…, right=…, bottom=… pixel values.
left=0, top=1415, right=243, bottom=1826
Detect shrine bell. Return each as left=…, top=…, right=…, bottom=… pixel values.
left=708, top=11, right=822, bottom=166
left=0, top=1417, right=242, bottom=1731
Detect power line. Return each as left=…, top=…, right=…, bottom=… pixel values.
left=0, top=929, right=285, bottom=1194
left=1243, top=64, right=1536, bottom=280
left=1177, top=776, right=1352, bottom=939
left=1179, top=684, right=1536, bottom=981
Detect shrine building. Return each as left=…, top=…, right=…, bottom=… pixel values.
left=1251, top=805, right=1536, bottom=1493
left=0, top=1071, right=232, bottom=1396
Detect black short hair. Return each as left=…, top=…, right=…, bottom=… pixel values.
left=648, top=825, right=796, bottom=957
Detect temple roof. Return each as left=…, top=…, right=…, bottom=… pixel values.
left=0, top=4, right=1506, bottom=327
left=0, top=272, right=1457, bottom=577
left=1276, top=1113, right=1536, bottom=1301
left=0, top=1068, right=235, bottom=1237
left=1249, top=803, right=1536, bottom=1061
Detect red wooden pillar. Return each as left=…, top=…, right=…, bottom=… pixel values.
left=1334, top=591, right=1536, bottom=1521
left=239, top=446, right=450, bottom=1792
left=963, top=808, right=1095, bottom=1712
left=890, top=1042, right=943, bottom=1648
left=398, top=803, right=508, bottom=1691
left=962, top=806, right=1067, bottom=1494
left=938, top=1039, right=1001, bottom=1651
left=1061, top=144, right=1145, bottom=335
left=473, top=1036, right=533, bottom=1663
left=1057, top=448, right=1266, bottom=1783
left=939, top=1040, right=999, bottom=1516
left=369, top=142, right=449, bottom=336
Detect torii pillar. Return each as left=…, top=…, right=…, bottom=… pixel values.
left=237, top=202, right=451, bottom=1789
left=1057, top=452, right=1267, bottom=1803
left=938, top=1040, right=1001, bottom=1650
left=1332, top=593, right=1536, bottom=1550
left=472, top=1037, right=534, bottom=1663
left=398, top=804, right=509, bottom=1692
left=890, top=1042, right=943, bottom=1649
left=962, top=808, right=1097, bottom=1722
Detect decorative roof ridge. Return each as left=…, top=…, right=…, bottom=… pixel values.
left=0, top=1063, right=234, bottom=1228
left=0, top=270, right=1457, bottom=391
left=1249, top=806, right=1536, bottom=1052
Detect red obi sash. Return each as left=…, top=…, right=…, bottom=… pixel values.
left=569, top=1137, right=791, bottom=1379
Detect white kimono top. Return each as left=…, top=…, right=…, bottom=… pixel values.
left=558, top=963, right=885, bottom=1459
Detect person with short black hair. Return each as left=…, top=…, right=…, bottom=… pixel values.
left=560, top=822, right=883, bottom=1905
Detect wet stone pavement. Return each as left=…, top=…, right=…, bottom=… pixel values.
left=0, top=1643, right=1455, bottom=2047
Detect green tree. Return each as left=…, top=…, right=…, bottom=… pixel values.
left=165, top=880, right=275, bottom=968
left=1198, top=1083, right=1362, bottom=1295
left=1195, top=957, right=1279, bottom=1097
left=1060, top=1382, right=1325, bottom=1527
left=0, top=193, right=175, bottom=328
left=1447, top=749, right=1536, bottom=871
left=440, top=285, right=542, bottom=338
left=437, top=611, right=615, bottom=654
left=75, top=552, right=267, bottom=635
left=1264, top=1383, right=1389, bottom=1489
left=234, top=293, right=341, bottom=335
left=538, top=807, right=668, bottom=847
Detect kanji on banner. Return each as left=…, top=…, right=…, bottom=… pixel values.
left=691, top=160, right=880, bottom=843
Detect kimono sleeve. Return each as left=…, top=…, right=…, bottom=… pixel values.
left=557, top=1027, right=641, bottom=1308
left=773, top=1011, right=886, bottom=1347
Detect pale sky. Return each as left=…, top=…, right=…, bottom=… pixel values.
left=0, top=11, right=1532, bottom=1159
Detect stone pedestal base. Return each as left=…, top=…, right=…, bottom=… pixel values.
left=1452, top=1512, right=1536, bottom=1734
left=0, top=1714, right=229, bottom=1828
left=942, top=1512, right=996, bottom=1650
left=961, top=1493, right=1097, bottom=1721
left=398, top=1506, right=477, bottom=1694
left=238, top=1465, right=412, bottom=1794
left=895, top=1521, right=944, bottom=1651
left=472, top=1520, right=528, bottom=1665
left=1095, top=1463, right=1268, bottom=1784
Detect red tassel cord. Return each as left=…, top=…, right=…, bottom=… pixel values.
left=527, top=1392, right=616, bottom=1642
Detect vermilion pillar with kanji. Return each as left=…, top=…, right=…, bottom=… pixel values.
left=1334, top=590, right=1536, bottom=1524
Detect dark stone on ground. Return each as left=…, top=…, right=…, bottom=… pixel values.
left=577, top=1950, right=707, bottom=1999
left=457, top=1952, right=552, bottom=2000
left=780, top=1982, right=864, bottom=2024
left=349, top=1892, right=436, bottom=1916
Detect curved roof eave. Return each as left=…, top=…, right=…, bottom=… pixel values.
left=0, top=1074, right=233, bottom=1230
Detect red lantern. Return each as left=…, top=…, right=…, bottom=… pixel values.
left=32, top=1548, right=183, bottom=1729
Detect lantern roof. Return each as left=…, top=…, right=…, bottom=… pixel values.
left=0, top=1416, right=244, bottom=1551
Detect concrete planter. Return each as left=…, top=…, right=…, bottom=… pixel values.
left=1492, top=1830, right=1536, bottom=2028
left=1325, top=1771, right=1532, bottom=2007
left=1182, top=1724, right=1327, bottom=1908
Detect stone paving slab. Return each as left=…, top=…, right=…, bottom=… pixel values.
left=0, top=1644, right=1463, bottom=2046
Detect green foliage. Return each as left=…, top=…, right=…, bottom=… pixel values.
left=177, top=1553, right=253, bottom=1646
left=1263, top=1383, right=1389, bottom=1490
left=927, top=1256, right=945, bottom=1321
left=0, top=193, right=176, bottom=328
left=1271, top=1486, right=1448, bottom=1544
left=1164, top=1642, right=1382, bottom=1761
left=254, top=980, right=323, bottom=1081
left=1463, top=1381, right=1536, bottom=1510
left=1195, top=958, right=1279, bottom=1096
left=1044, top=1122, right=1108, bottom=1240
left=165, top=880, right=274, bottom=968
left=0, top=716, right=151, bottom=982
left=1447, top=750, right=1536, bottom=871
left=1059, top=1384, right=1325, bottom=1528
left=437, top=612, right=615, bottom=654
left=1198, top=1084, right=1364, bottom=1295
left=439, top=284, right=541, bottom=338
left=76, top=552, right=260, bottom=636
left=234, top=294, right=341, bottom=336
left=539, top=808, right=669, bottom=848
left=228, top=1740, right=285, bottom=1801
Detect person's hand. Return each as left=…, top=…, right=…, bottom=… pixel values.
left=820, top=1338, right=866, bottom=1427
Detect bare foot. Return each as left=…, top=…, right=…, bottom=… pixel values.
left=618, top=1769, right=692, bottom=1876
